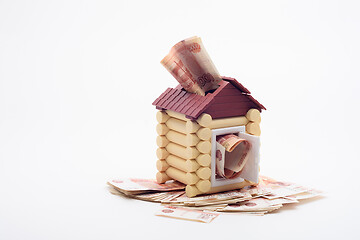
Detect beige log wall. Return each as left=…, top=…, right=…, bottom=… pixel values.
left=155, top=110, right=212, bottom=198
left=155, top=108, right=261, bottom=197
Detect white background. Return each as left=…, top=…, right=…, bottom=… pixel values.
left=1, top=0, right=359, bottom=239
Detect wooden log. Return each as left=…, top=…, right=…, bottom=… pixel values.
left=196, top=180, right=211, bottom=193
left=166, top=117, right=200, bottom=134
left=156, top=123, right=169, bottom=135
left=156, top=148, right=169, bottom=159
left=166, top=130, right=200, bottom=147
left=246, top=122, right=261, bottom=136
left=196, top=113, right=212, bottom=128
left=156, top=135, right=169, bottom=147
left=185, top=185, right=201, bottom=197
left=166, top=155, right=187, bottom=172
left=207, top=181, right=250, bottom=194
left=246, top=109, right=261, bottom=123
left=156, top=111, right=170, bottom=123
left=166, top=142, right=200, bottom=159
left=185, top=133, right=201, bottom=146
left=156, top=172, right=171, bottom=184
left=185, top=120, right=201, bottom=133
left=196, top=128, right=211, bottom=140
left=196, top=141, right=211, bottom=154
left=166, top=155, right=200, bottom=172
left=156, top=160, right=169, bottom=172
left=196, top=154, right=211, bottom=167
left=166, top=142, right=186, bottom=159
left=186, top=159, right=200, bottom=172
left=166, top=167, right=187, bottom=184
left=185, top=146, right=200, bottom=159
left=166, top=130, right=185, bottom=145
left=165, top=110, right=188, bottom=121
left=186, top=172, right=200, bottom=185
left=209, top=116, right=248, bottom=129
left=165, top=118, right=187, bottom=134
left=196, top=167, right=211, bottom=180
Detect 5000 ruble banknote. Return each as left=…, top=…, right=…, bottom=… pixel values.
left=161, top=36, right=222, bottom=95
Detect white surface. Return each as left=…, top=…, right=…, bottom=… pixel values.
left=1, top=0, right=360, bottom=239
left=238, top=132, right=260, bottom=183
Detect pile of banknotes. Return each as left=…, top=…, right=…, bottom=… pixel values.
left=107, top=176, right=322, bottom=223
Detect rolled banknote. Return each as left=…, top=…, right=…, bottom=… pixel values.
left=216, top=134, right=250, bottom=152
left=215, top=142, right=226, bottom=178
left=161, top=36, right=222, bottom=95
left=216, top=134, right=251, bottom=179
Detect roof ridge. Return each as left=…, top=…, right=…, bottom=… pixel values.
left=221, top=76, right=251, bottom=94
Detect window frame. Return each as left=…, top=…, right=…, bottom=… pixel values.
left=210, top=126, right=247, bottom=188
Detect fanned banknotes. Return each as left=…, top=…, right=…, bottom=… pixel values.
left=108, top=176, right=322, bottom=223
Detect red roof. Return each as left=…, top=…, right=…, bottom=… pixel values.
left=152, top=76, right=266, bottom=120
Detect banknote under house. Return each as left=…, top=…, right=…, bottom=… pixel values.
left=153, top=76, right=266, bottom=197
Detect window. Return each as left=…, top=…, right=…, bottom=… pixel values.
left=210, top=126, right=260, bottom=188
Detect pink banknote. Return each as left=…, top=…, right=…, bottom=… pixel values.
left=216, top=134, right=251, bottom=179
left=161, top=36, right=222, bottom=95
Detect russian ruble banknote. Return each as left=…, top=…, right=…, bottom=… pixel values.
left=161, top=36, right=222, bottom=96
left=108, top=176, right=322, bottom=222
left=216, top=134, right=251, bottom=179
left=156, top=206, right=219, bottom=223
left=107, top=179, right=185, bottom=195
left=219, top=197, right=282, bottom=213
left=259, top=176, right=316, bottom=200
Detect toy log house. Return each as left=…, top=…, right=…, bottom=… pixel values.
left=153, top=76, right=266, bottom=197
